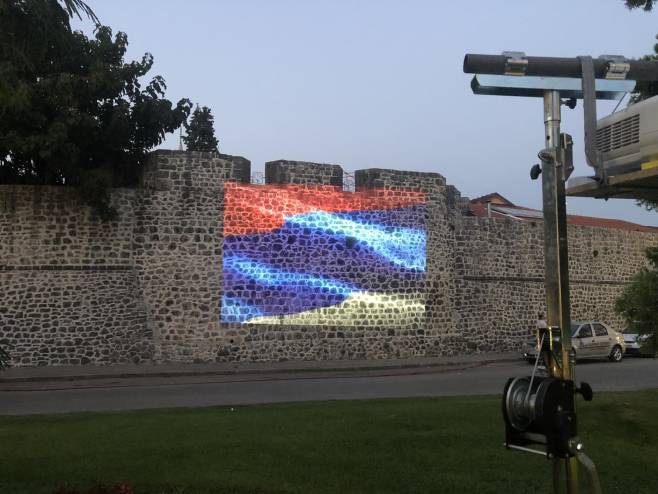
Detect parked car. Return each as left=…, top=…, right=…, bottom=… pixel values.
left=523, top=321, right=625, bottom=363
left=622, top=329, right=656, bottom=357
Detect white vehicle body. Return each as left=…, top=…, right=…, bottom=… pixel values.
left=523, top=321, right=625, bottom=362
left=622, top=330, right=654, bottom=356
left=597, top=94, right=658, bottom=176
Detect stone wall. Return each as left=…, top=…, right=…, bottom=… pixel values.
left=0, top=151, right=655, bottom=366
left=0, top=186, right=151, bottom=365
left=454, top=217, right=656, bottom=352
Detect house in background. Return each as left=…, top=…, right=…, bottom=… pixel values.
left=468, top=193, right=657, bottom=233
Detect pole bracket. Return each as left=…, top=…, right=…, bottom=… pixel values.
left=503, top=51, right=528, bottom=76
left=600, top=55, right=630, bottom=80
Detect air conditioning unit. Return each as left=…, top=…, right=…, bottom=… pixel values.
left=597, top=94, right=658, bottom=176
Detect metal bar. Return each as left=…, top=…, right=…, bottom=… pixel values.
left=505, top=444, right=547, bottom=456
left=463, top=54, right=658, bottom=81
left=577, top=452, right=603, bottom=494
left=541, top=90, right=578, bottom=494
left=578, top=56, right=600, bottom=173
left=470, top=74, right=634, bottom=100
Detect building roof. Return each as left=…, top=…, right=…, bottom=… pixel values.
left=468, top=193, right=658, bottom=233
left=470, top=192, right=515, bottom=206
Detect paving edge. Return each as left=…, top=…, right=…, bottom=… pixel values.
left=0, top=356, right=520, bottom=384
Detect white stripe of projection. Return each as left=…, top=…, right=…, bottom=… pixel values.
left=223, top=255, right=357, bottom=295
left=285, top=211, right=425, bottom=271
left=244, top=291, right=425, bottom=326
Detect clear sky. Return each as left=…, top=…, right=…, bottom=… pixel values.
left=78, top=0, right=658, bottom=225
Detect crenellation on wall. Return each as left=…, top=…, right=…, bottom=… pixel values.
left=265, top=160, right=342, bottom=186
left=350, top=168, right=460, bottom=345
left=134, top=151, right=251, bottom=363
left=444, top=184, right=465, bottom=216
left=1, top=151, right=656, bottom=366
left=354, top=168, right=445, bottom=191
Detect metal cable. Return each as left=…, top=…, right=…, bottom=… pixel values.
left=525, top=332, right=546, bottom=405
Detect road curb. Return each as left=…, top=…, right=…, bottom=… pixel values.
left=0, top=355, right=520, bottom=385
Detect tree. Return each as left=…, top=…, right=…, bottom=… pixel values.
left=0, top=0, right=192, bottom=218
left=624, top=0, right=656, bottom=10
left=629, top=38, right=658, bottom=104
left=183, top=105, right=219, bottom=152
left=615, top=247, right=658, bottom=356
left=57, top=0, right=99, bottom=23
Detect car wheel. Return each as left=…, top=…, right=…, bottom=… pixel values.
left=609, top=345, right=623, bottom=363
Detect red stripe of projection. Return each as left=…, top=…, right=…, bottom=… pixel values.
left=224, top=183, right=426, bottom=236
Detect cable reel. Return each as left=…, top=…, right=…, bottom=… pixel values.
left=503, top=375, right=593, bottom=458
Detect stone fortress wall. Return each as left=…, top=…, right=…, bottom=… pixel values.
left=1, top=151, right=655, bottom=366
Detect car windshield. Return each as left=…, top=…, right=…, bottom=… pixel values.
left=570, top=324, right=581, bottom=336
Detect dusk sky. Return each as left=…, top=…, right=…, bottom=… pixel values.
left=79, top=1, right=658, bottom=225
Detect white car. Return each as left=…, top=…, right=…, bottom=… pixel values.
left=523, top=321, right=626, bottom=363
left=622, top=329, right=655, bottom=356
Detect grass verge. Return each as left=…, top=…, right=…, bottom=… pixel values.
left=0, top=390, right=656, bottom=493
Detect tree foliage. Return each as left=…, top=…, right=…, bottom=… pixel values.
left=0, top=0, right=192, bottom=218
left=621, top=0, right=657, bottom=102
left=629, top=39, right=658, bottom=104
left=615, top=247, right=658, bottom=355
left=58, top=0, right=100, bottom=24
left=638, top=197, right=658, bottom=212
left=183, top=105, right=219, bottom=152
left=624, top=0, right=656, bottom=10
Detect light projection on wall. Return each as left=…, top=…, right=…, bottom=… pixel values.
left=221, top=183, right=427, bottom=326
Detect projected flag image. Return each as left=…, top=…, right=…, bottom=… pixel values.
left=221, top=183, right=427, bottom=326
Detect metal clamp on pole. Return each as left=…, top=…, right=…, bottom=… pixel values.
left=503, top=51, right=528, bottom=76
left=560, top=134, right=574, bottom=182
left=600, top=55, right=630, bottom=80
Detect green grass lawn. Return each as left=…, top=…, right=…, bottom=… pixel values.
left=0, top=390, right=656, bottom=494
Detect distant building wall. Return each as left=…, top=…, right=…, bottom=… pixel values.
left=0, top=151, right=655, bottom=366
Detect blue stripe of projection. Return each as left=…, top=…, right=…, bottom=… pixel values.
left=221, top=255, right=357, bottom=322
left=328, top=205, right=426, bottom=230
left=285, top=211, right=426, bottom=271
left=224, top=256, right=357, bottom=294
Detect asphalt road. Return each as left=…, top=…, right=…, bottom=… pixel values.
left=1, top=358, right=656, bottom=415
